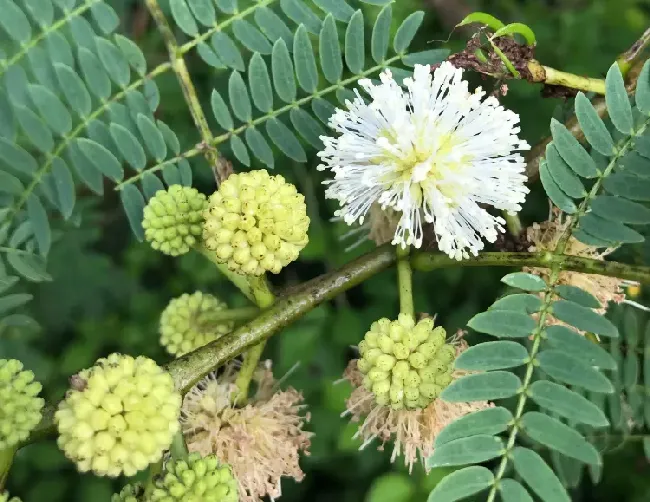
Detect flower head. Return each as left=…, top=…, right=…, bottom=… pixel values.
left=55, top=353, right=182, bottom=477
left=203, top=170, right=310, bottom=276
left=181, top=362, right=311, bottom=501
left=342, top=340, right=491, bottom=471
left=0, top=359, right=44, bottom=449
left=160, top=291, right=234, bottom=357
left=318, top=62, right=530, bottom=259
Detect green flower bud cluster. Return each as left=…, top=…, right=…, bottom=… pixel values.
left=142, top=185, right=208, bottom=256
left=150, top=453, right=239, bottom=502
left=357, top=314, right=456, bottom=410
left=160, top=292, right=234, bottom=357
left=111, top=484, right=143, bottom=502
left=203, top=170, right=309, bottom=276
left=56, top=354, right=182, bottom=477
left=0, top=491, right=21, bottom=502
left=0, top=359, right=44, bottom=449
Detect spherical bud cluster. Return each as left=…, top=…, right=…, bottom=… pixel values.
left=111, top=484, right=143, bottom=502
left=142, top=185, right=208, bottom=256
left=160, top=292, right=234, bottom=357
left=0, top=359, right=44, bottom=449
left=55, top=354, right=182, bottom=477
left=357, top=315, right=456, bottom=410
left=0, top=492, right=21, bottom=502
left=150, top=453, right=239, bottom=502
left=203, top=170, right=309, bottom=276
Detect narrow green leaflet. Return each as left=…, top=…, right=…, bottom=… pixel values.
left=115, top=35, right=147, bottom=77
left=91, top=3, right=119, bottom=34
left=393, top=11, right=424, bottom=54
left=24, top=0, right=53, bottom=27
left=27, top=194, right=51, bottom=256
left=573, top=228, right=613, bottom=248
left=575, top=92, right=615, bottom=155
left=521, top=412, right=600, bottom=465
left=0, top=172, right=24, bottom=194
left=440, top=371, right=522, bottom=402
left=293, top=25, right=319, bottom=93
left=454, top=341, right=529, bottom=371
left=603, top=172, right=650, bottom=200
left=0, top=92, right=15, bottom=140
left=539, top=160, right=578, bottom=213
left=312, top=98, right=335, bottom=124
left=550, top=119, right=600, bottom=178
left=28, top=85, right=72, bottom=136
left=245, top=127, right=274, bottom=168
left=228, top=71, right=252, bottom=123
left=280, top=0, right=321, bottom=34
left=427, top=435, right=504, bottom=468
left=554, top=285, right=600, bottom=308
left=624, top=351, right=639, bottom=389
left=636, top=60, right=650, bottom=115
left=51, top=157, right=75, bottom=219
left=46, top=31, right=74, bottom=67
left=232, top=19, right=273, bottom=55
left=605, top=63, right=633, bottom=134
left=0, top=294, right=32, bottom=315
left=249, top=53, right=273, bottom=113
left=95, top=37, right=131, bottom=88
left=619, top=151, right=650, bottom=177
left=211, top=32, right=245, bottom=71
left=110, top=124, right=147, bottom=171
left=345, top=10, right=365, bottom=74
left=537, top=349, right=614, bottom=393
left=77, top=138, right=124, bottom=182
left=371, top=5, right=392, bottom=64
left=54, top=64, right=91, bottom=117
left=68, top=141, right=104, bottom=195
left=120, top=184, right=145, bottom=241
left=590, top=195, right=650, bottom=224
left=319, top=15, right=343, bottom=84
left=579, top=213, right=644, bottom=244
left=169, top=0, right=199, bottom=36
left=290, top=108, right=325, bottom=149
left=266, top=118, right=307, bottom=162
left=529, top=380, right=609, bottom=427
left=15, top=105, right=54, bottom=153
left=403, top=48, right=449, bottom=67
left=141, top=172, right=165, bottom=199
left=426, top=466, right=494, bottom=502
left=230, top=135, right=250, bottom=166
left=512, top=447, right=570, bottom=502
left=492, top=22, right=536, bottom=45
left=500, top=480, right=533, bottom=502
left=79, top=48, right=112, bottom=100
left=187, top=0, right=216, bottom=27
left=272, top=40, right=297, bottom=104
left=489, top=294, right=543, bottom=313
left=0, top=138, right=38, bottom=175
left=210, top=89, right=234, bottom=131
left=501, top=272, right=546, bottom=292
left=0, top=0, right=32, bottom=43
left=7, top=252, right=51, bottom=282
left=197, top=43, right=225, bottom=68
left=136, top=114, right=167, bottom=161
left=435, top=407, right=512, bottom=447
left=215, top=0, right=237, bottom=14
left=69, top=17, right=97, bottom=52
left=467, top=310, right=536, bottom=338
left=254, top=7, right=293, bottom=49
left=313, top=0, right=354, bottom=22
left=162, top=164, right=182, bottom=186
left=551, top=299, right=618, bottom=337
left=158, top=121, right=180, bottom=155
left=545, top=144, right=586, bottom=198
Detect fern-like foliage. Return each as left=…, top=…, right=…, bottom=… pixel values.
left=0, top=0, right=193, bottom=323
left=426, top=61, right=650, bottom=502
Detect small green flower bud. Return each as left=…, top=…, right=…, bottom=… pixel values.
left=111, top=484, right=143, bottom=502
left=142, top=185, right=208, bottom=256
left=56, top=354, right=182, bottom=477
left=357, top=317, right=457, bottom=409
left=150, top=453, right=239, bottom=502
left=203, top=170, right=309, bottom=276
left=0, top=359, right=44, bottom=449
left=159, top=292, right=234, bottom=357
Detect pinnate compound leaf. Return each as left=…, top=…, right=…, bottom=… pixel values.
left=294, top=25, right=319, bottom=93
left=27, top=194, right=50, bottom=256
left=590, top=195, right=650, bottom=224
left=575, top=92, right=615, bottom=155
left=489, top=294, right=543, bottom=313
left=249, top=53, right=273, bottom=113
left=539, top=161, right=577, bottom=213
left=500, top=480, right=533, bottom=502
left=228, top=71, right=252, bottom=123
left=605, top=63, right=633, bottom=134
left=554, top=285, right=600, bottom=308
left=529, top=381, right=609, bottom=427
left=427, top=435, right=504, bottom=468
left=272, top=39, right=297, bottom=104
left=120, top=184, right=145, bottom=241
left=371, top=5, right=392, bottom=63
left=636, top=60, right=650, bottom=115
left=320, top=15, right=343, bottom=84
left=394, top=11, right=424, bottom=54
left=441, top=371, right=522, bottom=402
left=77, top=138, right=124, bottom=182
left=434, top=407, right=513, bottom=447
left=266, top=118, right=306, bottom=162
left=345, top=10, right=365, bottom=74
left=467, top=310, right=536, bottom=338
left=210, top=89, right=234, bottom=131
left=537, top=349, right=614, bottom=393
left=501, top=272, right=547, bottom=292
left=521, top=411, right=601, bottom=465
left=550, top=119, right=600, bottom=178
left=426, top=466, right=494, bottom=502
left=512, top=447, right=570, bottom=502
left=454, top=341, right=529, bottom=371
left=551, top=299, right=618, bottom=337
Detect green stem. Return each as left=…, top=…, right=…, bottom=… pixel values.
left=396, top=246, right=415, bottom=319
left=169, top=430, right=189, bottom=461
left=527, top=60, right=606, bottom=94
left=503, top=212, right=522, bottom=236
left=202, top=306, right=260, bottom=324
left=0, top=447, right=15, bottom=490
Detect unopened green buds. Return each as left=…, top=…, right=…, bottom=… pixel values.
left=111, top=484, right=143, bottom=502
left=357, top=314, right=456, bottom=410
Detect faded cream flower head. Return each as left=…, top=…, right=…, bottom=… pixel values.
left=341, top=340, right=491, bottom=472
left=318, top=62, right=530, bottom=260
left=181, top=362, right=311, bottom=502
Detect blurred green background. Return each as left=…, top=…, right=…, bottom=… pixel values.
left=2, top=0, right=650, bottom=500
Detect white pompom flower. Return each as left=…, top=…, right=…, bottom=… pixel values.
left=317, top=62, right=530, bottom=260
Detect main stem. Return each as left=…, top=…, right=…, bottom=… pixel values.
left=396, top=246, right=415, bottom=319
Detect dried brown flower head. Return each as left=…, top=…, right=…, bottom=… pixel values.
left=181, top=362, right=312, bottom=502
left=341, top=340, right=491, bottom=472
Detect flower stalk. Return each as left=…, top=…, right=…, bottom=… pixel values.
left=396, top=246, right=415, bottom=319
